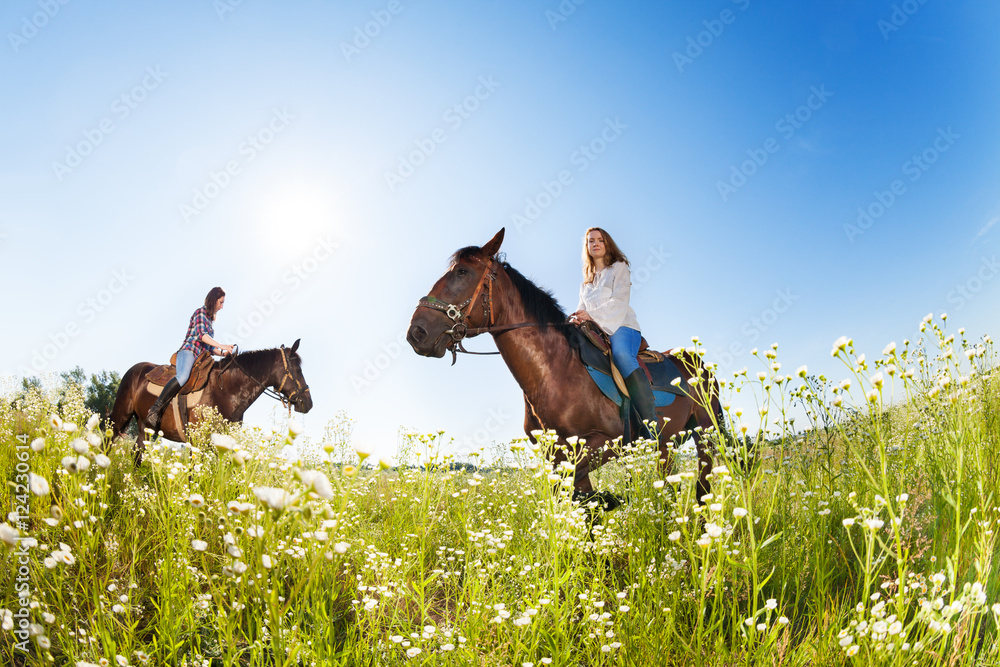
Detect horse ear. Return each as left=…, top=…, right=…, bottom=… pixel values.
left=291, top=339, right=300, bottom=353
left=481, top=228, right=505, bottom=258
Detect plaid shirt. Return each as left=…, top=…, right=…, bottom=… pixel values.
left=180, top=306, right=214, bottom=356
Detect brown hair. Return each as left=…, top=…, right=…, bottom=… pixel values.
left=581, top=227, right=629, bottom=284
left=204, top=287, right=226, bottom=321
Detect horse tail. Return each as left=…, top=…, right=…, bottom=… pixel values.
left=668, top=349, right=722, bottom=423
left=667, top=349, right=720, bottom=502
left=676, top=350, right=757, bottom=473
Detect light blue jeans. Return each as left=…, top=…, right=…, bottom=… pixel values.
left=610, top=326, right=641, bottom=376
left=175, top=349, right=196, bottom=386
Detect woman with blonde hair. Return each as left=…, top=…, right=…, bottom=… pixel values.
left=569, top=228, right=657, bottom=439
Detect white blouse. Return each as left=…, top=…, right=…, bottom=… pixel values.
left=577, top=261, right=641, bottom=335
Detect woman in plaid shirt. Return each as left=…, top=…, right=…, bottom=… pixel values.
left=147, top=287, right=236, bottom=429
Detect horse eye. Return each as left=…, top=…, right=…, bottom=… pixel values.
left=456, top=268, right=469, bottom=277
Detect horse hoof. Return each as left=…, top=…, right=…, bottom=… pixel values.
left=602, top=493, right=623, bottom=512
left=574, top=491, right=625, bottom=512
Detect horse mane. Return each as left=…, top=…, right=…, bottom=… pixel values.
left=452, top=246, right=573, bottom=342
left=225, top=347, right=298, bottom=376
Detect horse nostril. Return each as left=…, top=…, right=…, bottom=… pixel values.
left=408, top=324, right=427, bottom=345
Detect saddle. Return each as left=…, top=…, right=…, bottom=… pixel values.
left=573, top=321, right=686, bottom=399
left=145, top=351, right=214, bottom=394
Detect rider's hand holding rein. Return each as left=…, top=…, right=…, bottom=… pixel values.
left=208, top=341, right=235, bottom=356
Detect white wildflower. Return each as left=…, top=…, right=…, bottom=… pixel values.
left=211, top=433, right=237, bottom=451
left=0, top=523, right=19, bottom=548
left=298, top=469, right=334, bottom=500
left=253, top=486, right=294, bottom=512
left=28, top=473, right=50, bottom=497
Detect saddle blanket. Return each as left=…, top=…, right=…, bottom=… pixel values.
left=586, top=366, right=676, bottom=408
left=145, top=384, right=205, bottom=442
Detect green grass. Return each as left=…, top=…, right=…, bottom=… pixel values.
left=1, top=314, right=999, bottom=666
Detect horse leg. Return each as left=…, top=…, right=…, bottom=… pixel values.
left=569, top=433, right=627, bottom=511
left=132, top=411, right=147, bottom=466
left=687, top=415, right=714, bottom=503
left=694, top=384, right=727, bottom=503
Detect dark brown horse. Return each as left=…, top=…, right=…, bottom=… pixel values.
left=110, top=340, right=313, bottom=463
left=406, top=229, right=723, bottom=502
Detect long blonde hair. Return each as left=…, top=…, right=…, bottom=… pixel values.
left=581, top=227, right=629, bottom=284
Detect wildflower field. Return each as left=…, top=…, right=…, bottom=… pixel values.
left=2, top=315, right=1000, bottom=666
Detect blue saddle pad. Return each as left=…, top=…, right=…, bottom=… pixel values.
left=586, top=366, right=676, bottom=408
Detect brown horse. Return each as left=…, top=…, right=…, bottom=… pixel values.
left=110, top=340, right=313, bottom=464
left=406, top=229, right=723, bottom=503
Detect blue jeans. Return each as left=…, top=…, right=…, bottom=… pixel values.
left=175, top=349, right=196, bottom=386
left=610, top=326, right=641, bottom=376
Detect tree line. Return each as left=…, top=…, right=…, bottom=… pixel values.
left=14, top=367, right=122, bottom=425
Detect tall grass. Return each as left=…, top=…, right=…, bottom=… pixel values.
left=1, top=314, right=999, bottom=666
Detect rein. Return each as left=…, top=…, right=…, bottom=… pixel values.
left=219, top=347, right=309, bottom=410
left=417, top=257, right=573, bottom=364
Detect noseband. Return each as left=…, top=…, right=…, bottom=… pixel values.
left=274, top=346, right=309, bottom=408
left=417, top=257, right=498, bottom=364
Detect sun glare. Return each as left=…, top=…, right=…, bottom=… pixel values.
left=257, top=182, right=339, bottom=258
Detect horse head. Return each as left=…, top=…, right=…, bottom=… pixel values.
left=407, top=228, right=505, bottom=358
left=279, top=339, right=313, bottom=413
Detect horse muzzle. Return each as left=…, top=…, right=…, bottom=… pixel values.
left=407, top=321, right=451, bottom=358
left=294, top=394, right=313, bottom=414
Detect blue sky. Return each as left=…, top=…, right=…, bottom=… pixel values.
left=2, top=1, right=999, bottom=459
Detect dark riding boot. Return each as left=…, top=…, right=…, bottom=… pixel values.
left=147, top=377, right=181, bottom=430
left=624, top=368, right=658, bottom=441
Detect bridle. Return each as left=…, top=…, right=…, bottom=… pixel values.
left=416, top=256, right=571, bottom=364
left=220, top=346, right=310, bottom=411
